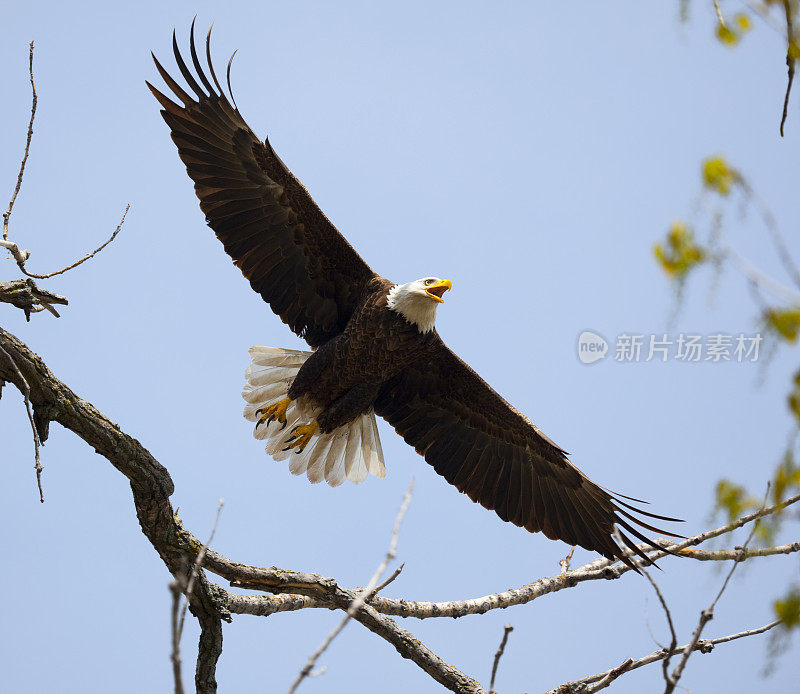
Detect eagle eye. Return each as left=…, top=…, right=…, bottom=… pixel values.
left=424, top=279, right=434, bottom=286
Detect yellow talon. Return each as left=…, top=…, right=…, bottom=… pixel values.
left=257, top=397, right=291, bottom=429
left=283, top=421, right=318, bottom=454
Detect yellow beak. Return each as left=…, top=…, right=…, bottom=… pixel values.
left=425, top=279, right=452, bottom=303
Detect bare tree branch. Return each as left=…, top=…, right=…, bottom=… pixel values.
left=170, top=573, right=187, bottom=694
left=677, top=541, right=800, bottom=561
left=713, top=0, right=726, bottom=29
left=640, top=567, right=678, bottom=688
left=488, top=624, right=513, bottom=694
left=1, top=204, right=130, bottom=279
left=0, top=341, right=43, bottom=501
left=3, top=41, right=37, bottom=244
left=781, top=0, right=795, bottom=136
left=543, top=620, right=782, bottom=694
left=179, top=499, right=225, bottom=644
left=2, top=42, right=128, bottom=281
left=0, top=326, right=483, bottom=694
left=171, top=500, right=225, bottom=694
left=664, top=487, right=770, bottom=693
left=287, top=480, right=414, bottom=694
left=583, top=657, right=634, bottom=694
left=0, top=326, right=227, bottom=693
left=217, top=498, right=800, bottom=624
left=2, top=320, right=797, bottom=692
left=0, top=279, right=67, bottom=320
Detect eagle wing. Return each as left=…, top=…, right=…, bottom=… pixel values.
left=147, top=26, right=376, bottom=348
left=374, top=334, right=680, bottom=568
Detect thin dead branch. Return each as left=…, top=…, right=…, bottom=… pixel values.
left=0, top=341, right=43, bottom=501
left=781, top=0, right=795, bottom=136
left=170, top=573, right=187, bottom=694
left=664, top=487, right=770, bottom=693
left=640, top=567, right=678, bottom=688
left=713, top=0, right=726, bottom=28
left=1, top=204, right=130, bottom=279
left=2, top=42, right=128, bottom=281
left=287, top=481, right=414, bottom=694
left=170, top=499, right=224, bottom=694
left=218, top=499, right=800, bottom=623
left=544, top=620, right=781, bottom=694
left=3, top=41, right=37, bottom=244
left=488, top=624, right=514, bottom=693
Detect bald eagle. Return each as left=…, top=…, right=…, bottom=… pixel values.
left=148, top=26, right=679, bottom=570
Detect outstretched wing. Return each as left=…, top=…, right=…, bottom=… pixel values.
left=374, top=335, right=681, bottom=569
left=148, top=25, right=376, bottom=348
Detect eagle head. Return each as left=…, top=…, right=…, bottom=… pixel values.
left=387, top=277, right=452, bottom=333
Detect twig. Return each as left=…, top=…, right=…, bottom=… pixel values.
left=1, top=204, right=130, bottom=279
left=544, top=620, right=781, bottom=694
left=640, top=567, right=678, bottom=689
left=780, top=0, right=795, bottom=136
left=584, top=658, right=634, bottom=693
left=287, top=480, right=414, bottom=694
left=713, top=0, right=726, bottom=28
left=3, top=41, right=37, bottom=244
left=665, top=486, right=770, bottom=693
left=719, top=244, right=800, bottom=304
left=177, top=498, right=225, bottom=641
left=676, top=542, right=800, bottom=560
left=169, top=573, right=187, bottom=694
left=170, top=501, right=223, bottom=694
left=368, top=563, right=405, bottom=597
left=488, top=624, right=514, bottom=693
left=0, top=341, right=43, bottom=502
left=735, top=178, right=800, bottom=291
left=559, top=545, right=576, bottom=582
left=1, top=43, right=129, bottom=279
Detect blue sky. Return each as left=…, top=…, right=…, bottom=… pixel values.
left=1, top=2, right=797, bottom=692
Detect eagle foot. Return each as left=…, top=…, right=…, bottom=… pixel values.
left=257, top=397, right=292, bottom=430
left=283, top=421, right=319, bottom=454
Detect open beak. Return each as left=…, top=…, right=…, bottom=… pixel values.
left=425, top=279, right=452, bottom=303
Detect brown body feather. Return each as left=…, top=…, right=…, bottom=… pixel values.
left=149, top=25, right=681, bottom=570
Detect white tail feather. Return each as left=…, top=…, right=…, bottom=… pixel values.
left=244, top=346, right=386, bottom=485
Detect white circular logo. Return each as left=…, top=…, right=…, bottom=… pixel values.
left=577, top=331, right=608, bottom=364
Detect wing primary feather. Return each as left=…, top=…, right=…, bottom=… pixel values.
left=226, top=50, right=239, bottom=110
left=146, top=81, right=182, bottom=114
left=151, top=51, right=195, bottom=106
left=614, top=530, right=649, bottom=573
left=189, top=19, right=217, bottom=96
left=601, top=485, right=652, bottom=504
left=615, top=518, right=670, bottom=556
left=611, top=496, right=684, bottom=523
left=613, top=506, right=684, bottom=538
left=172, top=29, right=207, bottom=100
left=205, top=26, right=226, bottom=97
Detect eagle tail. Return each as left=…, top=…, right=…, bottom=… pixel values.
left=243, top=346, right=385, bottom=486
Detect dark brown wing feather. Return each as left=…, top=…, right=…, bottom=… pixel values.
left=148, top=24, right=376, bottom=347
left=374, top=335, right=681, bottom=570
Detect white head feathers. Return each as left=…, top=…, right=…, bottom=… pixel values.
left=386, top=277, right=452, bottom=333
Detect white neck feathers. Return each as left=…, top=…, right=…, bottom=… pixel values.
left=387, top=283, right=438, bottom=333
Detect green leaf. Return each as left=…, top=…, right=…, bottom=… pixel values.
left=774, top=587, right=800, bottom=630
left=716, top=24, right=740, bottom=46
left=702, top=156, right=739, bottom=195
left=764, top=308, right=800, bottom=343
left=654, top=221, right=707, bottom=279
